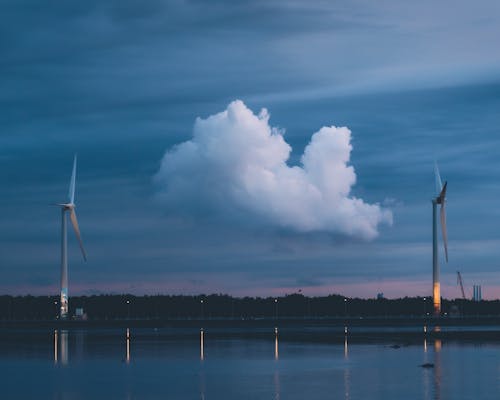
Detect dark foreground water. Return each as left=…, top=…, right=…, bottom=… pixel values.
left=0, top=327, right=498, bottom=399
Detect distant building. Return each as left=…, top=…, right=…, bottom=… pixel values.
left=473, top=285, right=482, bottom=302
left=377, top=293, right=384, bottom=300
left=74, top=307, right=88, bottom=320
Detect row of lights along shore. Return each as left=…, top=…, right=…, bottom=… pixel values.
left=120, top=297, right=351, bottom=319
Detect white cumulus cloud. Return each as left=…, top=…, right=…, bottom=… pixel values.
left=154, top=100, right=392, bottom=239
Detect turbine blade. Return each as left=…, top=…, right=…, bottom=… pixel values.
left=434, top=162, right=443, bottom=195
left=68, top=155, right=77, bottom=204
left=440, top=203, right=449, bottom=263
left=70, top=209, right=87, bottom=261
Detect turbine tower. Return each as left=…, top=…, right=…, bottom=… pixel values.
left=58, top=155, right=86, bottom=319
left=432, top=163, right=448, bottom=316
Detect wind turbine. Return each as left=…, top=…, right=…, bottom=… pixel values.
left=432, top=163, right=448, bottom=316
left=57, top=155, right=86, bottom=319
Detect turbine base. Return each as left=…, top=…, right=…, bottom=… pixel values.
left=433, top=282, right=441, bottom=316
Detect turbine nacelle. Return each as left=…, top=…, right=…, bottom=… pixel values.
left=435, top=181, right=447, bottom=205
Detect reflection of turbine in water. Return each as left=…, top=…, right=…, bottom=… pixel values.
left=54, top=330, right=58, bottom=363
left=274, top=327, right=279, bottom=360
left=58, top=330, right=68, bottom=365
left=422, top=339, right=442, bottom=400
left=126, top=328, right=131, bottom=364
left=200, top=329, right=204, bottom=361
left=434, top=340, right=442, bottom=400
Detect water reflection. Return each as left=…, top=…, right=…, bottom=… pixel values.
left=344, top=335, right=348, bottom=359
left=199, top=368, right=206, bottom=400
left=54, top=330, right=69, bottom=365
left=200, top=329, right=204, bottom=361
left=10, top=328, right=498, bottom=399
left=422, top=339, right=442, bottom=400
left=422, top=358, right=430, bottom=399
left=274, top=327, right=279, bottom=360
left=434, top=340, right=442, bottom=400
left=422, top=338, right=430, bottom=399
left=344, top=365, right=350, bottom=400
left=126, top=328, right=131, bottom=364
left=273, top=327, right=280, bottom=399
left=343, top=330, right=350, bottom=399
left=54, top=330, right=58, bottom=363
left=75, top=330, right=84, bottom=360
left=274, top=370, right=280, bottom=400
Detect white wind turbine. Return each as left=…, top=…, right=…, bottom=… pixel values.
left=432, top=162, right=448, bottom=316
left=57, top=155, right=86, bottom=319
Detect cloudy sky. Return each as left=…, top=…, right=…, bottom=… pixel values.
left=2, top=0, right=500, bottom=299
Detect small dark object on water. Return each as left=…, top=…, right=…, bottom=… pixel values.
left=389, top=344, right=401, bottom=349
left=420, top=363, right=434, bottom=368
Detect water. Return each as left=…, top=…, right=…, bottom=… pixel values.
left=0, top=327, right=498, bottom=399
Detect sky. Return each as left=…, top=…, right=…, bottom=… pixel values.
left=1, top=0, right=500, bottom=299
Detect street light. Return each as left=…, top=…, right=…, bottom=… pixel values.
left=200, top=299, right=204, bottom=319
left=54, top=300, right=58, bottom=319
left=274, top=298, right=278, bottom=320
left=126, top=300, right=130, bottom=319
left=423, top=297, right=427, bottom=316
left=344, top=298, right=348, bottom=317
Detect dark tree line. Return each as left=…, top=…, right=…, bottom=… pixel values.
left=0, top=294, right=498, bottom=320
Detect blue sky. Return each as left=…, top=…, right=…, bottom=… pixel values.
left=1, top=0, right=500, bottom=298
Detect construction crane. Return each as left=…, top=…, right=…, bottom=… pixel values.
left=457, top=271, right=466, bottom=300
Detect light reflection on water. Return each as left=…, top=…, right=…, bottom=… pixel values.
left=422, top=339, right=442, bottom=400
left=126, top=328, right=130, bottom=364
left=200, top=328, right=204, bottom=361
left=344, top=335, right=348, bottom=360
left=54, top=330, right=69, bottom=365
left=53, top=329, right=57, bottom=363
left=1, top=327, right=500, bottom=399
left=344, top=331, right=350, bottom=399
left=274, top=327, right=279, bottom=360
left=60, top=330, right=68, bottom=365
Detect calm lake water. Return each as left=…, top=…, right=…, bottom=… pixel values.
left=0, top=327, right=498, bottom=399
